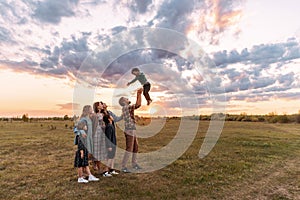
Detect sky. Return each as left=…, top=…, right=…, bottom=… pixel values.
left=0, top=0, right=300, bottom=117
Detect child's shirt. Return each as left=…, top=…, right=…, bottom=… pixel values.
left=73, top=127, right=86, bottom=145
left=128, top=72, right=148, bottom=85
left=76, top=135, right=87, bottom=151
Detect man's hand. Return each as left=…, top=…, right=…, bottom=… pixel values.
left=82, top=133, right=87, bottom=138
left=80, top=150, right=84, bottom=159
left=108, top=147, right=112, bottom=152
left=137, top=88, right=143, bottom=95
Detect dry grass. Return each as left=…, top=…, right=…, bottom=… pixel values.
left=0, top=120, right=299, bottom=199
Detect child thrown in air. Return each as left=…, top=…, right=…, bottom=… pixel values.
left=127, top=68, right=152, bottom=106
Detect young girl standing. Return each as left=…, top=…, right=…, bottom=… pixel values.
left=74, top=119, right=99, bottom=183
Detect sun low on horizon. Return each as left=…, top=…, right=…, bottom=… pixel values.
left=1, top=0, right=300, bottom=118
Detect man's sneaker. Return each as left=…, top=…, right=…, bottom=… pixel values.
left=121, top=167, right=131, bottom=173
left=78, top=177, right=88, bottom=183
left=132, top=164, right=142, bottom=170
left=110, top=170, right=119, bottom=175
left=88, top=174, right=99, bottom=181
left=102, top=171, right=112, bottom=177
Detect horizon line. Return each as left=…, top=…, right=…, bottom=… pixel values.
left=1, top=112, right=300, bottom=119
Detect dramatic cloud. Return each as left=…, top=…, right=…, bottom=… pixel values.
left=186, top=0, right=244, bottom=44
left=212, top=38, right=300, bottom=68
left=100, top=49, right=176, bottom=78
left=276, top=92, right=300, bottom=101
left=80, top=0, right=107, bottom=6
left=0, top=0, right=247, bottom=79
left=211, top=0, right=243, bottom=32
left=110, top=0, right=245, bottom=45
left=0, top=26, right=14, bottom=44
left=1, top=0, right=300, bottom=115
left=33, top=0, right=80, bottom=24
left=0, top=0, right=28, bottom=25
left=150, top=0, right=195, bottom=32
left=129, top=0, right=153, bottom=13
left=206, top=38, right=300, bottom=103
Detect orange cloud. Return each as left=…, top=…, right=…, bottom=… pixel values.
left=186, top=0, right=244, bottom=45
left=56, top=103, right=80, bottom=110
left=213, top=0, right=243, bottom=31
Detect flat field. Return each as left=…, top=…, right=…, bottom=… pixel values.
left=0, top=119, right=299, bottom=199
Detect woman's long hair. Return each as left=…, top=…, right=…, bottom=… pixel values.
left=93, top=102, right=100, bottom=113
left=80, top=105, right=91, bottom=119
left=99, top=101, right=106, bottom=114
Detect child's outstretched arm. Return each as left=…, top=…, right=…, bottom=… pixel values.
left=127, top=77, right=138, bottom=86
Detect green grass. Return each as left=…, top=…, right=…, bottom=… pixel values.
left=0, top=120, right=299, bottom=199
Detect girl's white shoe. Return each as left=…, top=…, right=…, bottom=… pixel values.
left=88, top=174, right=99, bottom=181
left=78, top=177, right=88, bottom=183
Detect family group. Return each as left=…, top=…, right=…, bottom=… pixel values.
left=73, top=68, right=152, bottom=183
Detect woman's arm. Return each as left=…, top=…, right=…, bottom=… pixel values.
left=108, top=111, right=123, bottom=122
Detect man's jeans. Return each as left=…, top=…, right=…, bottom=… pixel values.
left=122, top=130, right=138, bottom=168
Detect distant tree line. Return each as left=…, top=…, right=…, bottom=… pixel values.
left=0, top=114, right=78, bottom=122
left=197, top=112, right=300, bottom=124
left=1, top=112, right=300, bottom=124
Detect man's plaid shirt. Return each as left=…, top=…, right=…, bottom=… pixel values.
left=122, top=104, right=140, bottom=131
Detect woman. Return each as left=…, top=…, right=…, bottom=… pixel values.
left=92, top=102, right=112, bottom=177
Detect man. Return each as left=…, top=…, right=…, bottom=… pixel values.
left=119, top=88, right=143, bottom=173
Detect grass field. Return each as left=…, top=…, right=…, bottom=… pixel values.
left=0, top=119, right=299, bottom=200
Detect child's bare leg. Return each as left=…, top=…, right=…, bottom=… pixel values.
left=85, top=166, right=92, bottom=175
left=78, top=167, right=83, bottom=177
left=85, top=166, right=100, bottom=181
left=82, top=167, right=86, bottom=176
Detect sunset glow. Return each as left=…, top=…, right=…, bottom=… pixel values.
left=0, top=0, right=300, bottom=117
